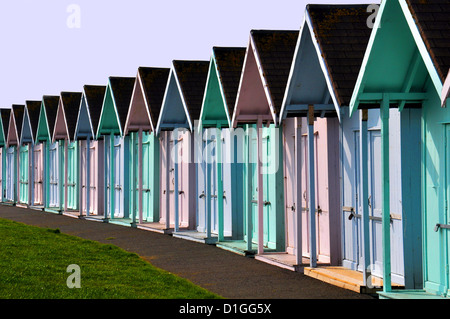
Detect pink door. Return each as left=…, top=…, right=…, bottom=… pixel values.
left=33, top=144, right=43, bottom=205
left=80, top=139, right=103, bottom=216
left=160, top=131, right=175, bottom=227
left=300, top=117, right=331, bottom=263
left=283, top=118, right=297, bottom=256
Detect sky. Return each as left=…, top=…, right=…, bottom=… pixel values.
left=0, top=0, right=374, bottom=108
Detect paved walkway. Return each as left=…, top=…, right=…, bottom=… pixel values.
left=0, top=205, right=374, bottom=299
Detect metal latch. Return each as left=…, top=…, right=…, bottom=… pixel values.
left=435, top=224, right=450, bottom=232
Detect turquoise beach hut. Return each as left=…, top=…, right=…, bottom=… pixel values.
left=349, top=0, right=449, bottom=297
left=0, top=108, right=11, bottom=202
left=96, top=76, right=135, bottom=224
left=124, top=67, right=170, bottom=227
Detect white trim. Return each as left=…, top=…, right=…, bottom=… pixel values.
left=305, top=11, right=341, bottom=121
left=349, top=0, right=386, bottom=115
left=231, top=38, right=251, bottom=128
left=399, top=0, right=443, bottom=96
left=173, top=63, right=194, bottom=132
left=250, top=34, right=278, bottom=125
left=279, top=13, right=307, bottom=125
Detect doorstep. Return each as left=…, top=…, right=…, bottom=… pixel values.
left=304, top=266, right=403, bottom=294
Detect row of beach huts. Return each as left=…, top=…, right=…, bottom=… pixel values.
left=1, top=1, right=449, bottom=299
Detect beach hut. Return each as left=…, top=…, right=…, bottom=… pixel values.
left=349, top=0, right=448, bottom=297
left=124, top=67, right=170, bottom=227
left=34, top=96, right=59, bottom=212
left=181, top=47, right=246, bottom=244
left=4, top=105, right=24, bottom=204
left=74, top=85, right=106, bottom=218
left=224, top=30, right=298, bottom=256
left=17, top=101, right=41, bottom=208
left=155, top=60, right=209, bottom=234
left=96, top=76, right=135, bottom=224
left=0, top=108, right=11, bottom=202
left=273, top=5, right=373, bottom=275
left=53, top=92, right=82, bottom=215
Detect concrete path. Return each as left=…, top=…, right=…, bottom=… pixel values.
left=0, top=205, right=374, bottom=299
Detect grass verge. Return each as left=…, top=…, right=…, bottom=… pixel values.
left=0, top=218, right=221, bottom=299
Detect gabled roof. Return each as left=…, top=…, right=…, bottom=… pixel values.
left=156, top=60, right=209, bottom=134
left=97, top=77, right=135, bottom=137
left=0, top=108, right=11, bottom=147
left=406, top=0, right=450, bottom=84
left=232, top=30, right=298, bottom=126
left=36, top=96, right=60, bottom=142
left=75, top=85, right=106, bottom=139
left=349, top=0, right=444, bottom=114
left=125, top=67, right=170, bottom=134
left=199, top=47, right=246, bottom=129
left=280, top=4, right=372, bottom=122
left=8, top=104, right=24, bottom=146
left=54, top=92, right=82, bottom=142
left=83, top=85, right=106, bottom=135
left=22, top=100, right=41, bottom=144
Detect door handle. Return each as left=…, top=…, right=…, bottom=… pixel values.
left=435, top=223, right=450, bottom=232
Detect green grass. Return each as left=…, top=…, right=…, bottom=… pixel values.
left=0, top=218, right=221, bottom=299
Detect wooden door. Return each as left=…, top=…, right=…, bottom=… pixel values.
left=48, top=142, right=59, bottom=208
left=283, top=119, right=297, bottom=255
left=6, top=146, right=15, bottom=201
left=66, top=142, right=78, bottom=210
left=368, top=130, right=383, bottom=277
left=196, top=129, right=207, bottom=232
left=19, top=145, right=28, bottom=204
left=33, top=144, right=43, bottom=205
left=113, top=136, right=123, bottom=218
left=142, top=132, right=151, bottom=221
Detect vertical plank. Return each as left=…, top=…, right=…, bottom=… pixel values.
left=64, top=139, right=68, bottom=213
left=217, top=124, right=224, bottom=241
left=257, top=117, right=264, bottom=255
left=246, top=124, right=253, bottom=252
left=164, top=132, right=170, bottom=229
left=86, top=137, right=91, bottom=216
left=360, top=109, right=371, bottom=285
left=130, top=132, right=136, bottom=224
left=308, top=105, right=317, bottom=267
left=174, top=129, right=179, bottom=232
left=109, top=133, right=115, bottom=220
left=380, top=94, right=391, bottom=292
left=206, top=129, right=211, bottom=238
left=138, top=128, right=143, bottom=224
left=295, top=117, right=303, bottom=266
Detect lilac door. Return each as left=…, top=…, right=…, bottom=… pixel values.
left=33, top=143, right=43, bottom=205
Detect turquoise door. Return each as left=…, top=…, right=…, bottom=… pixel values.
left=446, top=125, right=450, bottom=295
left=19, top=145, right=29, bottom=204
left=141, top=132, right=151, bottom=221
left=107, top=135, right=124, bottom=218
left=66, top=141, right=78, bottom=210
left=6, top=146, right=15, bottom=201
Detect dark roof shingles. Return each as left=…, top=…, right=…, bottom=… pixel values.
left=109, top=77, right=136, bottom=131
left=213, top=47, right=246, bottom=117
left=406, top=0, right=450, bottom=83
left=84, top=85, right=106, bottom=134
left=250, top=30, right=299, bottom=114
left=173, top=60, right=209, bottom=123
left=61, top=92, right=82, bottom=141
left=138, top=67, right=170, bottom=128
left=307, top=4, right=372, bottom=106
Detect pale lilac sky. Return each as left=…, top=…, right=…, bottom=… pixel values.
left=0, top=0, right=373, bottom=108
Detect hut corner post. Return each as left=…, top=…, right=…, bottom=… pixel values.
left=165, top=131, right=170, bottom=230
left=381, top=94, right=392, bottom=292
left=86, top=137, right=91, bottom=217
left=138, top=128, right=143, bottom=224
left=217, top=123, right=224, bottom=242
left=360, top=109, right=371, bottom=286
left=246, top=124, right=253, bottom=252
left=206, top=128, right=212, bottom=239
left=174, top=128, right=179, bottom=232
left=257, top=117, right=264, bottom=255
left=308, top=105, right=317, bottom=268
left=295, top=117, right=303, bottom=266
